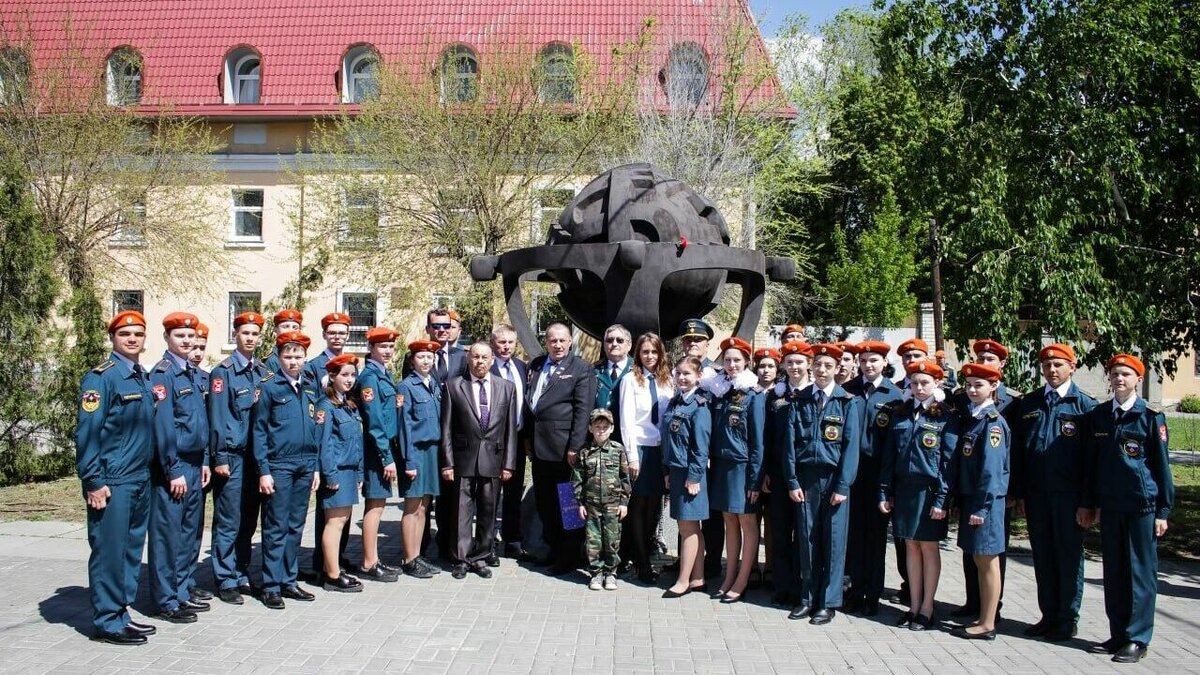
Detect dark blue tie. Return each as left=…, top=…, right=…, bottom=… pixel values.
left=478, top=380, right=490, bottom=428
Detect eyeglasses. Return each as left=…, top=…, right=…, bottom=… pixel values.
left=604, top=337, right=627, bottom=344
left=429, top=323, right=452, bottom=330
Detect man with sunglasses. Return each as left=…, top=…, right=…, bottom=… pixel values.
left=595, top=325, right=633, bottom=442
left=418, top=308, right=467, bottom=386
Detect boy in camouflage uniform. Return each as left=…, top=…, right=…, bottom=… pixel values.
left=573, top=409, right=632, bottom=590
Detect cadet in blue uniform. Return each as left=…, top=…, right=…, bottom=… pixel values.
left=880, top=360, right=959, bottom=630
left=262, top=309, right=303, bottom=375
left=188, top=322, right=210, bottom=394
left=397, top=339, right=444, bottom=579
left=661, top=355, right=712, bottom=598
left=307, top=312, right=352, bottom=580
left=751, top=346, right=780, bottom=590
left=677, top=318, right=724, bottom=579
left=949, top=363, right=1010, bottom=641
left=1011, top=342, right=1096, bottom=642
left=148, top=312, right=211, bottom=624
left=765, top=341, right=811, bottom=608
left=887, top=337, right=934, bottom=605
left=354, top=327, right=402, bottom=581
left=76, top=311, right=157, bottom=645
left=705, top=337, right=765, bottom=603
left=252, top=331, right=321, bottom=609
left=1081, top=354, right=1174, bottom=664
left=842, top=340, right=903, bottom=616
left=208, top=311, right=267, bottom=605
left=783, top=344, right=863, bottom=625
left=316, top=353, right=365, bottom=593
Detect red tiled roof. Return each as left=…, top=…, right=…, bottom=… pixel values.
left=2, top=0, right=788, bottom=116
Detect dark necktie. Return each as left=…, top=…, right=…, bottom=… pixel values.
left=610, top=363, right=619, bottom=381
left=816, top=389, right=826, bottom=411
left=865, top=382, right=876, bottom=396
left=1046, top=390, right=1060, bottom=409
left=478, top=380, right=490, bottom=428
left=437, top=351, right=448, bottom=380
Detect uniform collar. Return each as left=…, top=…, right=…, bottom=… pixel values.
left=813, top=381, right=836, bottom=398
left=970, top=400, right=995, bottom=419
left=232, top=350, right=252, bottom=369
left=1043, top=381, right=1072, bottom=399
left=163, top=350, right=189, bottom=372
left=1114, top=394, right=1138, bottom=413
left=368, top=358, right=390, bottom=374
left=321, top=348, right=338, bottom=361
left=110, top=351, right=139, bottom=374
left=281, top=371, right=301, bottom=388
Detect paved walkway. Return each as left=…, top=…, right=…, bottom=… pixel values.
left=0, top=504, right=1198, bottom=674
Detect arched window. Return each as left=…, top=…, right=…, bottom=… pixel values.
left=106, top=48, right=142, bottom=106
left=0, top=47, right=29, bottom=105
left=342, top=45, right=379, bottom=103
left=537, top=44, right=575, bottom=103
left=439, top=46, right=478, bottom=103
left=665, top=43, right=709, bottom=106
left=224, top=47, right=261, bottom=104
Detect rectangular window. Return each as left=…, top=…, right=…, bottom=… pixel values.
left=230, top=189, right=264, bottom=242
left=339, top=187, right=381, bottom=247
left=110, top=201, right=147, bottom=246
left=341, top=292, right=377, bottom=347
left=227, top=291, right=261, bottom=342
left=533, top=188, right=573, bottom=242
left=232, top=124, right=267, bottom=145
left=112, top=290, right=144, bottom=315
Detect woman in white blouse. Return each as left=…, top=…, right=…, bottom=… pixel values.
left=619, top=332, right=675, bottom=583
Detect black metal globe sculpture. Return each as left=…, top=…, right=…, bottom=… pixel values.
left=470, top=163, right=795, bottom=357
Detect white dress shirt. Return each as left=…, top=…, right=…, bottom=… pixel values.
left=618, top=369, right=675, bottom=464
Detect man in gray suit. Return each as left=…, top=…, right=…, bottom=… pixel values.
left=440, top=342, right=518, bottom=579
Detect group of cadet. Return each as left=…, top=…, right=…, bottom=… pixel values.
left=77, top=309, right=1173, bottom=664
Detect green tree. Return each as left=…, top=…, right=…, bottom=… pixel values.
left=825, top=191, right=919, bottom=326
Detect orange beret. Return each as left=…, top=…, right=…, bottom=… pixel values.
left=934, top=349, right=946, bottom=359
left=273, top=309, right=303, bottom=326
left=972, top=339, right=1009, bottom=360
left=1039, top=343, right=1076, bottom=363
left=446, top=310, right=461, bottom=322
left=108, top=310, right=146, bottom=333
left=781, top=323, right=805, bottom=337
left=1106, top=353, right=1145, bottom=377
left=906, top=360, right=944, bottom=379
left=961, top=362, right=1003, bottom=383
left=897, top=338, right=930, bottom=355
left=407, top=339, right=440, bottom=354
left=753, top=347, right=781, bottom=364
left=162, top=312, right=200, bottom=332
left=832, top=341, right=856, bottom=354
left=856, top=341, right=891, bottom=356
left=275, top=331, right=311, bottom=350
left=719, top=336, right=753, bottom=358
left=780, top=340, right=812, bottom=357
left=234, top=311, right=265, bottom=328
left=321, top=312, right=351, bottom=329
left=324, top=353, right=358, bottom=373
left=810, top=343, right=844, bottom=361
left=366, top=327, right=399, bottom=344
left=194, top=323, right=209, bottom=339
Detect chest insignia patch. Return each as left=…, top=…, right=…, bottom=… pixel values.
left=152, top=384, right=167, bottom=402
left=824, top=425, right=840, bottom=442
left=920, top=430, right=938, bottom=449
left=1123, top=440, right=1141, bottom=458
left=875, top=411, right=890, bottom=427
left=1060, top=420, right=1076, bottom=437
left=962, top=437, right=974, bottom=457
left=309, top=402, right=316, bottom=419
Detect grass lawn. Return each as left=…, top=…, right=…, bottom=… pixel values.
left=1167, top=416, right=1200, bottom=452
left=0, top=475, right=221, bottom=528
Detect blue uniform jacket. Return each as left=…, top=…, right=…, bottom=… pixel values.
left=661, top=392, right=712, bottom=484
left=1011, top=382, right=1097, bottom=497
left=951, top=407, right=1011, bottom=519
left=783, top=384, right=863, bottom=495
left=1082, top=398, right=1174, bottom=518
left=396, top=372, right=442, bottom=471
left=263, top=348, right=282, bottom=376
left=762, top=384, right=792, bottom=482
left=843, top=376, right=904, bottom=458
left=710, top=386, right=766, bottom=490
left=207, top=353, right=266, bottom=466
left=75, top=354, right=156, bottom=493
left=149, top=353, right=211, bottom=480
left=302, top=350, right=336, bottom=386
left=879, top=398, right=960, bottom=509
left=317, top=397, right=364, bottom=483
left=251, top=372, right=321, bottom=475
left=195, top=368, right=209, bottom=396
left=356, top=359, right=401, bottom=467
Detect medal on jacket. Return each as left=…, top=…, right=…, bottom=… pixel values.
left=309, top=403, right=315, bottom=418
left=669, top=418, right=682, bottom=433
left=728, top=413, right=741, bottom=428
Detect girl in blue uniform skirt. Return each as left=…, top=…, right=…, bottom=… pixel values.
left=662, top=356, right=712, bottom=598
left=316, top=354, right=365, bottom=593
left=396, top=340, right=444, bottom=579
left=879, top=361, right=959, bottom=630
left=950, top=363, right=1009, bottom=639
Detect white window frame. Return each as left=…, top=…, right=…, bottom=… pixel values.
left=226, top=291, right=262, bottom=345
left=538, top=44, right=575, bottom=104
left=343, top=47, right=380, bottom=103
left=666, top=43, right=709, bottom=107
left=439, top=46, right=478, bottom=104
left=224, top=49, right=261, bottom=104
left=229, top=189, right=265, bottom=243
left=106, top=49, right=142, bottom=106
left=338, top=289, right=378, bottom=349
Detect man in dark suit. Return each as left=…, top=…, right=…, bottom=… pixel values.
left=527, top=322, right=597, bottom=576
left=440, top=342, right=518, bottom=579
left=595, top=324, right=633, bottom=441
left=490, top=324, right=530, bottom=559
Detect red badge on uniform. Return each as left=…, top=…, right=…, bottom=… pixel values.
left=396, top=394, right=405, bottom=409
left=1159, top=424, right=1168, bottom=444
left=316, top=410, right=326, bottom=424
left=361, top=387, right=374, bottom=402
left=152, top=384, right=167, bottom=401
left=211, top=377, right=224, bottom=394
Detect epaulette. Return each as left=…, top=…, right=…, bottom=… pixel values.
left=261, top=372, right=276, bottom=382
left=1148, top=404, right=1162, bottom=415
left=92, top=359, right=116, bottom=374
left=154, top=360, right=171, bottom=373
left=985, top=409, right=1000, bottom=420
left=218, top=356, right=236, bottom=369
left=694, top=394, right=708, bottom=405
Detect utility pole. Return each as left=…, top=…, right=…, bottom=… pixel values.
left=930, top=218, right=944, bottom=351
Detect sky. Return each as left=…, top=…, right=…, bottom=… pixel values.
left=748, top=0, right=868, bottom=36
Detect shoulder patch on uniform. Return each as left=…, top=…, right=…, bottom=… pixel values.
left=91, top=360, right=115, bottom=374
left=316, top=409, right=326, bottom=424
left=260, top=372, right=276, bottom=382
left=219, top=356, right=235, bottom=369
left=81, top=390, right=101, bottom=413
left=154, top=361, right=170, bottom=373
left=989, top=426, right=1002, bottom=448
left=361, top=387, right=375, bottom=402
left=1159, top=423, right=1168, bottom=444
left=211, top=377, right=224, bottom=394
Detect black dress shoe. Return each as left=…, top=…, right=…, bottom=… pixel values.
left=1088, top=638, right=1124, bottom=654
left=861, top=599, right=880, bottom=617
left=155, top=607, right=198, bottom=624
left=281, top=585, right=315, bottom=601
left=324, top=575, right=364, bottom=593
left=1023, top=619, right=1052, bottom=637
left=710, top=588, right=728, bottom=600
left=472, top=564, right=493, bottom=579
left=1044, top=624, right=1078, bottom=642
left=661, top=587, right=690, bottom=599
left=951, top=626, right=996, bottom=641
left=842, top=596, right=861, bottom=613
left=895, top=611, right=913, bottom=627
left=181, top=599, right=210, bottom=613
left=810, top=608, right=836, bottom=625
left=1112, top=642, right=1148, bottom=663
left=261, top=592, right=285, bottom=610
left=486, top=553, right=501, bottom=568
left=189, top=587, right=214, bottom=601
left=617, top=560, right=636, bottom=575
left=950, top=604, right=978, bottom=619
left=451, top=564, right=469, bottom=579
left=377, top=561, right=401, bottom=574
left=237, top=583, right=256, bottom=597
left=417, top=556, right=443, bottom=574
left=93, top=626, right=148, bottom=645
left=503, top=543, right=526, bottom=559
left=788, top=604, right=813, bottom=620
left=402, top=560, right=434, bottom=579
left=908, top=614, right=934, bottom=631
left=126, top=621, right=157, bottom=636
left=357, top=564, right=399, bottom=582
left=218, top=587, right=245, bottom=605
left=719, top=592, right=743, bottom=604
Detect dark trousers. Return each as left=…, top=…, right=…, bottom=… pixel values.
left=894, top=538, right=909, bottom=593
left=1100, top=510, right=1158, bottom=646
left=260, top=461, right=314, bottom=593
left=1026, top=490, right=1085, bottom=629
left=625, top=494, right=663, bottom=574
left=235, top=468, right=262, bottom=583
left=149, top=455, right=204, bottom=611
left=846, top=452, right=889, bottom=603
left=456, top=475, right=500, bottom=566
left=310, top=500, right=350, bottom=573
left=793, top=467, right=849, bottom=609
left=702, top=510, right=725, bottom=575
left=768, top=473, right=798, bottom=597
left=211, top=452, right=248, bottom=590
left=433, top=490, right=458, bottom=559
left=499, top=455, right=528, bottom=545
left=87, top=480, right=150, bottom=634
left=962, top=506, right=1010, bottom=610
left=532, top=456, right=582, bottom=566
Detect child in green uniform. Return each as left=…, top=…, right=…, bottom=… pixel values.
left=573, top=409, right=632, bottom=590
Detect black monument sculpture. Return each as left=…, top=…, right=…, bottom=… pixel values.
left=469, top=163, right=796, bottom=357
